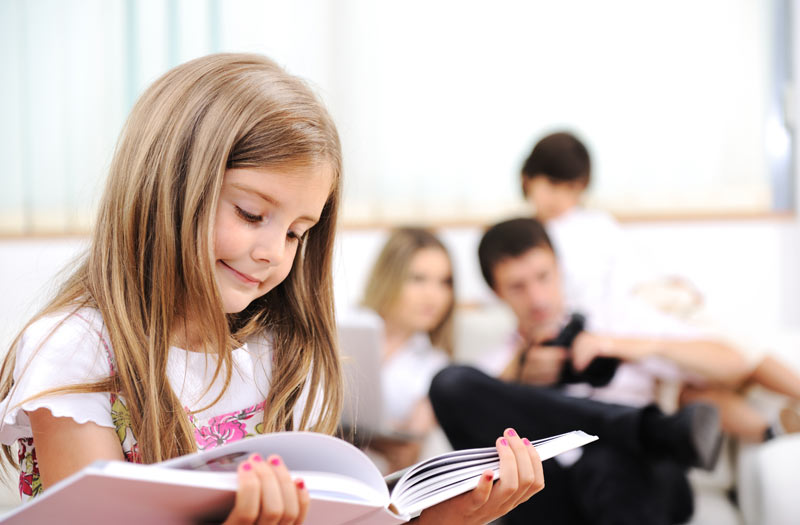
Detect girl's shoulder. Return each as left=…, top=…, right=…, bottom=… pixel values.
left=1, top=307, right=116, bottom=446
left=19, top=307, right=111, bottom=365
left=22, top=307, right=105, bottom=343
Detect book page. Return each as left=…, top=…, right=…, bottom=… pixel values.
left=161, top=430, right=389, bottom=504
left=390, top=430, right=598, bottom=517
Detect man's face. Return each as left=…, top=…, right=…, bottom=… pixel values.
left=491, top=247, right=565, bottom=340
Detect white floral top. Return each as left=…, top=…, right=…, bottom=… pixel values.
left=0, top=308, right=277, bottom=501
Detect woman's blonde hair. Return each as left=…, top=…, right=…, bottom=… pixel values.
left=0, top=53, right=343, bottom=466
left=362, top=227, right=455, bottom=356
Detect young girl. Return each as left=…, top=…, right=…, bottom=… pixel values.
left=361, top=227, right=454, bottom=472
left=0, top=53, right=543, bottom=524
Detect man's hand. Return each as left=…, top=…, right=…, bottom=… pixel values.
left=518, top=345, right=568, bottom=386
left=571, top=332, right=615, bottom=372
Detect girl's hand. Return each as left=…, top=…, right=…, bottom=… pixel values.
left=416, top=428, right=544, bottom=525
left=223, top=454, right=309, bottom=525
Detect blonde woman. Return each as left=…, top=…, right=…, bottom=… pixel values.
left=0, top=54, right=543, bottom=524
left=361, top=227, right=455, bottom=472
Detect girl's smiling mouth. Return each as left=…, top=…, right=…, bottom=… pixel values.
left=219, top=260, right=261, bottom=285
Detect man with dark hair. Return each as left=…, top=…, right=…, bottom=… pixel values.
left=430, top=217, right=750, bottom=525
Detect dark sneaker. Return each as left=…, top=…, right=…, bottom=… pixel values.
left=673, top=402, right=723, bottom=471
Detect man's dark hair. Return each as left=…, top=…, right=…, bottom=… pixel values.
left=521, top=132, right=591, bottom=196
left=478, top=217, right=555, bottom=289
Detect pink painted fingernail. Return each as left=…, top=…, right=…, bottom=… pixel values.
left=507, top=428, right=517, bottom=437
left=252, top=454, right=262, bottom=462
left=484, top=472, right=494, bottom=481
left=501, top=438, right=509, bottom=446
left=523, top=438, right=531, bottom=446
left=242, top=462, right=252, bottom=471
left=296, top=479, right=305, bottom=490
left=270, top=457, right=281, bottom=466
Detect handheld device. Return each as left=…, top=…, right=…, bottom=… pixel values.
left=541, top=313, right=620, bottom=387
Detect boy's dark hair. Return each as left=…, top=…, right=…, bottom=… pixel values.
left=478, top=217, right=555, bottom=289
left=521, top=132, right=591, bottom=196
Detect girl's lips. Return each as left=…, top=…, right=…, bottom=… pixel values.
left=220, top=261, right=260, bottom=285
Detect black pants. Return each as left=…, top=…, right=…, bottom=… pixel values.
left=428, top=365, right=693, bottom=525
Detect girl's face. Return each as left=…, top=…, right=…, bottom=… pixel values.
left=384, top=247, right=453, bottom=334
left=213, top=165, right=333, bottom=313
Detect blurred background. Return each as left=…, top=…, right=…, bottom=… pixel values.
left=1, top=0, right=799, bottom=347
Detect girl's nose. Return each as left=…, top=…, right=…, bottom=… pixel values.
left=252, top=229, right=286, bottom=266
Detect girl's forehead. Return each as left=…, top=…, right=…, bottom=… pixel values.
left=223, top=164, right=334, bottom=190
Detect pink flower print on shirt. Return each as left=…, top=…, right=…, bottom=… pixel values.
left=194, top=417, right=247, bottom=450
left=190, top=400, right=267, bottom=450
left=124, top=443, right=142, bottom=464
left=17, top=438, right=42, bottom=498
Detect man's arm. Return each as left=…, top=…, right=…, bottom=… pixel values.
left=571, top=332, right=750, bottom=386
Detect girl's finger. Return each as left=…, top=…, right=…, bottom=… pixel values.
left=266, top=455, right=300, bottom=525
left=503, top=428, right=535, bottom=504
left=518, top=437, right=545, bottom=504
left=223, top=461, right=261, bottom=525
left=250, top=454, right=284, bottom=525
left=468, top=470, right=495, bottom=509
left=491, top=434, right=519, bottom=507
left=294, top=478, right=310, bottom=525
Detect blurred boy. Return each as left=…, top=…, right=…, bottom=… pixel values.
left=520, top=131, right=650, bottom=315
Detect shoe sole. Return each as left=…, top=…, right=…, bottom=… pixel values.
left=689, top=403, right=723, bottom=471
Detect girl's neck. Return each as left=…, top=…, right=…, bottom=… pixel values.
left=382, top=320, right=415, bottom=360
left=171, top=315, right=205, bottom=352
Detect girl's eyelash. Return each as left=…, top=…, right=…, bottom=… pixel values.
left=287, top=230, right=307, bottom=243
left=235, top=206, right=262, bottom=223
left=235, top=205, right=307, bottom=241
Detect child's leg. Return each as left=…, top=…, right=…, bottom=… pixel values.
left=680, top=385, right=767, bottom=442
left=748, top=355, right=800, bottom=400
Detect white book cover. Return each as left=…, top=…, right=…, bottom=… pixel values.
left=0, top=430, right=597, bottom=525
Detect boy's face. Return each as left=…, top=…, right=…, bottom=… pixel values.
left=213, top=165, right=333, bottom=314
left=524, top=176, right=584, bottom=222
left=491, top=247, right=565, bottom=341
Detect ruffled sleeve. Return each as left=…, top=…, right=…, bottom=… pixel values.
left=0, top=309, right=116, bottom=445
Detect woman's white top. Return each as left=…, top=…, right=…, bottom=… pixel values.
left=381, top=332, right=448, bottom=428
left=0, top=308, right=277, bottom=445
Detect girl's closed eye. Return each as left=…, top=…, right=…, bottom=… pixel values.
left=234, top=205, right=263, bottom=224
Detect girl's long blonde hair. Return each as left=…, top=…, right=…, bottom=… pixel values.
left=362, top=227, right=455, bottom=356
left=1, top=53, right=343, bottom=466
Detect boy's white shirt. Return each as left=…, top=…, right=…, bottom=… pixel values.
left=546, top=207, right=657, bottom=317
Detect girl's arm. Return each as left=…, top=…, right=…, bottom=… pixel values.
left=28, top=408, right=125, bottom=489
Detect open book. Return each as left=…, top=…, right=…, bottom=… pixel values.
left=0, top=430, right=597, bottom=525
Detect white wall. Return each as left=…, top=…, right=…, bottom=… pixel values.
left=3, top=218, right=800, bottom=355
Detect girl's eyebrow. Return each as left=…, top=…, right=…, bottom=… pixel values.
left=230, top=182, right=320, bottom=223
